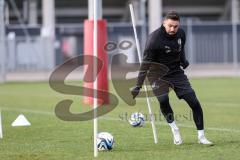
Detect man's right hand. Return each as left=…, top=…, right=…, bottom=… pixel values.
left=131, top=86, right=141, bottom=99
left=180, top=60, right=189, bottom=69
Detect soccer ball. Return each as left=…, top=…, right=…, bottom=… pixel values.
left=97, top=132, right=115, bottom=151
left=129, top=112, right=145, bottom=127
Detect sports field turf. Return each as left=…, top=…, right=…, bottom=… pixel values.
left=0, top=78, right=239, bottom=160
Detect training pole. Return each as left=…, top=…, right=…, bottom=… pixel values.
left=93, top=0, right=98, bottom=157
left=129, top=4, right=158, bottom=144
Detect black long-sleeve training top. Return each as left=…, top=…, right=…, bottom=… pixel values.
left=136, top=25, right=188, bottom=87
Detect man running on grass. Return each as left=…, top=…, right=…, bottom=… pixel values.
left=131, top=11, right=213, bottom=145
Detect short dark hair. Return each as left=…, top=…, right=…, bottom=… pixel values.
left=165, top=11, right=180, bottom=21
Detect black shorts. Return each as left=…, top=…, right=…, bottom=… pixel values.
left=149, top=71, right=195, bottom=99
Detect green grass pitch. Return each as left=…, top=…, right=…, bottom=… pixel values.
left=0, top=78, right=240, bottom=160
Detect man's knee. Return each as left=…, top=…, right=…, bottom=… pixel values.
left=157, top=94, right=169, bottom=105
left=182, top=92, right=202, bottom=109
left=182, top=91, right=197, bottom=101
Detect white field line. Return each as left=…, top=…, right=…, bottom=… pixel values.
left=99, top=117, right=240, bottom=133
left=1, top=107, right=54, bottom=116
left=1, top=106, right=240, bottom=133
left=202, top=102, right=240, bottom=108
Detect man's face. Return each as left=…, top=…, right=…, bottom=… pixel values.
left=163, top=19, right=180, bottom=35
